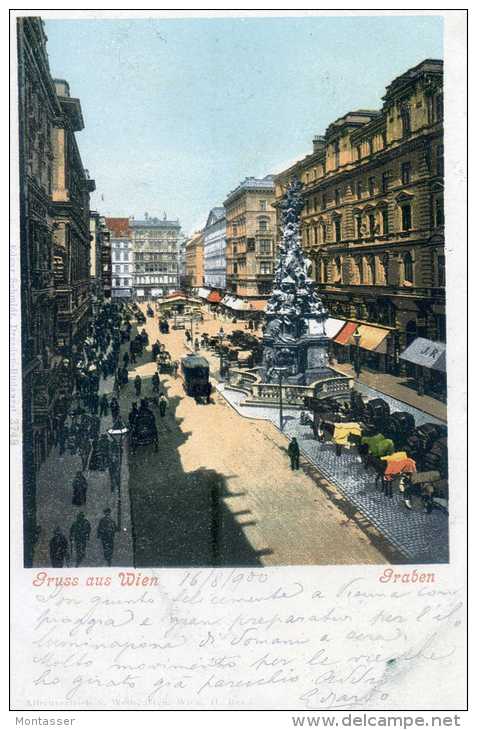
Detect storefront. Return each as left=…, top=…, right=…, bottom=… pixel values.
left=399, top=337, right=446, bottom=400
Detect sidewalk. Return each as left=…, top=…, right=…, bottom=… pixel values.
left=33, top=367, right=134, bottom=569
left=332, top=362, right=447, bottom=423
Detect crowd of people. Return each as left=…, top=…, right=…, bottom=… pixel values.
left=47, top=299, right=171, bottom=568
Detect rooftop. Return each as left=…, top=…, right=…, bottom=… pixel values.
left=225, top=174, right=275, bottom=203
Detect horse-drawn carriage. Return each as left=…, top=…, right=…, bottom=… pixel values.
left=129, top=406, right=158, bottom=454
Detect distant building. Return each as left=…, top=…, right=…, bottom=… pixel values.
left=203, top=207, right=226, bottom=291
left=274, top=58, right=445, bottom=386
left=185, top=230, right=204, bottom=290
left=130, top=213, right=182, bottom=300
left=224, top=175, right=277, bottom=299
left=105, top=217, right=132, bottom=299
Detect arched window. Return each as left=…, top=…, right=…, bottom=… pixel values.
left=402, top=252, right=414, bottom=283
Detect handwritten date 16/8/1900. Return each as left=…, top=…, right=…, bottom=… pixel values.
left=32, top=572, right=160, bottom=588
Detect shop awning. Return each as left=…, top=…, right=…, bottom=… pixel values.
left=324, top=318, right=347, bottom=339
left=229, top=297, right=247, bottom=311
left=399, top=337, right=446, bottom=373
left=354, top=324, right=391, bottom=353
left=207, top=291, right=223, bottom=303
left=197, top=288, right=211, bottom=299
left=247, top=300, right=267, bottom=311
left=334, top=321, right=357, bottom=345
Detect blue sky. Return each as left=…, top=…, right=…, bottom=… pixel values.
left=44, top=14, right=443, bottom=234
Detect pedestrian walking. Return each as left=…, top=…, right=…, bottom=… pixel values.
left=152, top=372, right=160, bottom=394
left=97, top=508, right=118, bottom=567
left=194, top=338, right=200, bottom=352
left=122, top=351, right=129, bottom=367
left=205, top=381, right=212, bottom=404
left=69, top=513, right=91, bottom=567
left=97, top=433, right=110, bottom=471
left=110, top=396, right=120, bottom=422
left=49, top=527, right=70, bottom=568
left=128, top=402, right=138, bottom=429
left=79, top=436, right=91, bottom=471
left=72, top=470, right=88, bottom=506
left=134, top=375, right=142, bottom=397
left=99, top=394, right=109, bottom=417
left=58, top=422, right=68, bottom=456
left=159, top=393, right=168, bottom=418
left=90, top=392, right=99, bottom=416
left=288, top=437, right=300, bottom=471
left=172, top=360, right=179, bottom=378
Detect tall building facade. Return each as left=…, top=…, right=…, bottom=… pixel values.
left=184, top=230, right=204, bottom=290
left=203, top=207, right=226, bottom=290
left=130, top=214, right=181, bottom=299
left=17, top=18, right=95, bottom=565
left=275, top=59, right=444, bottom=374
left=105, top=217, right=132, bottom=299
left=89, top=211, right=109, bottom=303
left=224, top=175, right=277, bottom=299
left=51, top=78, right=95, bottom=354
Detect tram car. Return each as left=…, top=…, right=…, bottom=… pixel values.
left=181, top=354, right=210, bottom=399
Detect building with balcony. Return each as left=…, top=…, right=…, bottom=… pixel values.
left=105, top=217, right=132, bottom=299
left=51, top=78, right=95, bottom=354
left=224, top=175, right=277, bottom=299
left=130, top=213, right=181, bottom=300
left=203, top=207, right=226, bottom=291
left=274, top=59, right=444, bottom=383
left=17, top=18, right=96, bottom=565
left=184, top=230, right=205, bottom=290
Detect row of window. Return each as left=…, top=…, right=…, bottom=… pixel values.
left=231, top=261, right=273, bottom=275
left=303, top=196, right=443, bottom=245
left=318, top=252, right=445, bottom=287
left=303, top=150, right=443, bottom=215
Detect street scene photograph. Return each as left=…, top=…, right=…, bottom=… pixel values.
left=16, top=13, right=449, bottom=571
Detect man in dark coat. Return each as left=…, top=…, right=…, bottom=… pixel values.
left=288, top=437, right=300, bottom=471
left=49, top=527, right=69, bottom=568
left=128, top=402, right=139, bottom=429
left=159, top=393, right=168, bottom=418
left=70, top=512, right=91, bottom=567
left=97, top=508, right=118, bottom=567
left=205, top=381, right=212, bottom=404
left=134, top=375, right=142, bottom=397
left=152, top=372, right=160, bottom=394
left=99, top=394, right=109, bottom=417
left=72, top=470, right=88, bottom=506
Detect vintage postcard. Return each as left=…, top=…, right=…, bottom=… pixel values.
left=9, top=8, right=468, bottom=722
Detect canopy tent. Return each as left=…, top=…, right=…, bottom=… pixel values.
left=399, top=337, right=446, bottom=373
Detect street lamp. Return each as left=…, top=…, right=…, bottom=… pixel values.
left=272, top=365, right=289, bottom=431
left=353, top=328, right=362, bottom=379
left=107, top=422, right=129, bottom=530
left=218, top=326, right=225, bottom=379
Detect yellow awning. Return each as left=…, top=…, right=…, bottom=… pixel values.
left=354, top=324, right=390, bottom=353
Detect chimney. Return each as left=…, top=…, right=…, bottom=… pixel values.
left=313, top=135, right=325, bottom=154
